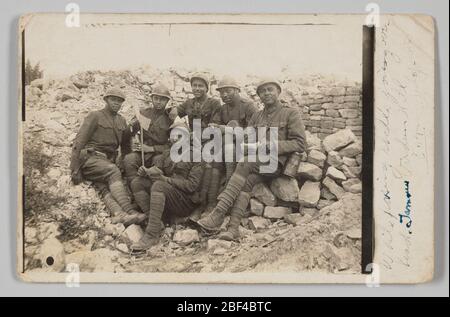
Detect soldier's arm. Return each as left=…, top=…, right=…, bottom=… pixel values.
left=244, top=101, right=258, bottom=127
left=70, top=112, right=98, bottom=172
left=168, top=163, right=203, bottom=193
left=176, top=100, right=188, bottom=118
left=277, top=109, right=307, bottom=155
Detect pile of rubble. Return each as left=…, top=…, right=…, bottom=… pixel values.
left=23, top=67, right=362, bottom=274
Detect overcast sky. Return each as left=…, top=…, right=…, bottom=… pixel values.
left=24, top=14, right=364, bottom=81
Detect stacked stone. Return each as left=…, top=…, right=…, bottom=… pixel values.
left=247, top=128, right=362, bottom=227
left=299, top=85, right=362, bottom=139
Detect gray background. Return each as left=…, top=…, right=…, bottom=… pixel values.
left=1, top=0, right=448, bottom=297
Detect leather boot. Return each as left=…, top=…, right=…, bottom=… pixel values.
left=217, top=192, right=250, bottom=241
left=196, top=173, right=246, bottom=232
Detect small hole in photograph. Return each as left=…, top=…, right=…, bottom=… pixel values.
left=46, top=256, right=54, bottom=266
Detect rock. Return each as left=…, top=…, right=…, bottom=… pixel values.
left=137, top=74, right=153, bottom=84
left=339, top=142, right=362, bottom=158
left=207, top=239, right=232, bottom=251
left=356, top=154, right=363, bottom=166
left=307, top=149, right=326, bottom=168
left=338, top=109, right=359, bottom=119
left=73, top=80, right=89, bottom=89
left=348, top=166, right=362, bottom=177
left=38, top=238, right=66, bottom=272
left=213, top=248, right=228, bottom=255
left=116, top=243, right=129, bottom=253
left=343, top=157, right=357, bottom=167
left=298, top=181, right=321, bottom=207
left=37, top=222, right=61, bottom=241
left=342, top=178, right=361, bottom=192
left=81, top=248, right=120, bottom=272
left=345, top=228, right=362, bottom=239
left=341, top=165, right=357, bottom=178
left=252, top=183, right=277, bottom=206
left=103, top=223, right=125, bottom=237
left=317, top=199, right=334, bottom=210
left=327, top=151, right=344, bottom=168
left=322, top=129, right=356, bottom=152
left=123, top=224, right=144, bottom=244
left=283, top=213, right=304, bottom=226
left=349, top=183, right=362, bottom=193
left=305, top=131, right=322, bottom=151
left=270, top=177, right=300, bottom=202
left=326, top=166, right=347, bottom=182
left=249, top=198, right=264, bottom=216
left=302, top=207, right=319, bottom=217
left=321, top=187, right=337, bottom=200
left=322, top=177, right=345, bottom=199
left=30, top=78, right=44, bottom=90
left=25, top=227, right=38, bottom=244
left=297, top=162, right=323, bottom=181
left=248, top=216, right=272, bottom=231
left=264, top=206, right=292, bottom=219
left=173, top=229, right=199, bottom=246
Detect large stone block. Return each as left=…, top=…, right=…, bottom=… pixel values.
left=322, top=129, right=357, bottom=152
left=252, top=183, right=277, bottom=206
left=298, top=181, right=321, bottom=208
left=297, top=162, right=323, bottom=181
left=270, top=177, right=300, bottom=202
left=322, top=177, right=345, bottom=199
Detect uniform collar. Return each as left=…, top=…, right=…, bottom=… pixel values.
left=263, top=100, right=282, bottom=115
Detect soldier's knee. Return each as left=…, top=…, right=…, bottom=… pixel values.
left=123, top=153, right=139, bottom=169
left=130, top=177, right=145, bottom=193
left=108, top=164, right=122, bottom=183
left=235, top=161, right=251, bottom=175
left=151, top=180, right=171, bottom=193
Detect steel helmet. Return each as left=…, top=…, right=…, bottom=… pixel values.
left=255, top=78, right=282, bottom=95
left=190, top=72, right=210, bottom=91
left=103, top=87, right=126, bottom=101
left=150, top=84, right=171, bottom=100
left=216, top=76, right=240, bottom=92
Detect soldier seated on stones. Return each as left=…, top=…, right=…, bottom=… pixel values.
left=130, top=122, right=205, bottom=252
left=197, top=76, right=258, bottom=217
left=168, top=73, right=222, bottom=222
left=122, top=84, right=173, bottom=189
left=196, top=78, right=307, bottom=241
left=69, top=87, right=146, bottom=226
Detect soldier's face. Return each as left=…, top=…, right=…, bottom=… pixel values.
left=257, top=84, right=280, bottom=106
left=152, top=95, right=170, bottom=110
left=105, top=96, right=125, bottom=113
left=191, top=79, right=208, bottom=98
left=218, top=87, right=238, bottom=105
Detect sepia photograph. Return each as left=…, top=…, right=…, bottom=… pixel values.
left=20, top=13, right=368, bottom=281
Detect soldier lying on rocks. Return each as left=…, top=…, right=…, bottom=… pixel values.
left=130, top=122, right=205, bottom=252
left=69, top=87, right=146, bottom=227
left=196, top=78, right=307, bottom=241
left=122, top=84, right=173, bottom=195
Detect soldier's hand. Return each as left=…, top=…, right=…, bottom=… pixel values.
left=133, top=142, right=142, bottom=152
left=142, top=144, right=155, bottom=153
left=71, top=170, right=83, bottom=185
left=168, top=107, right=178, bottom=121
left=137, top=166, right=149, bottom=177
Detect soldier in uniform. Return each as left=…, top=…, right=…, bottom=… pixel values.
left=122, top=84, right=173, bottom=211
left=196, top=79, right=307, bottom=241
left=197, top=77, right=257, bottom=217
left=70, top=87, right=145, bottom=226
left=130, top=122, right=205, bottom=251
left=169, top=73, right=222, bottom=219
